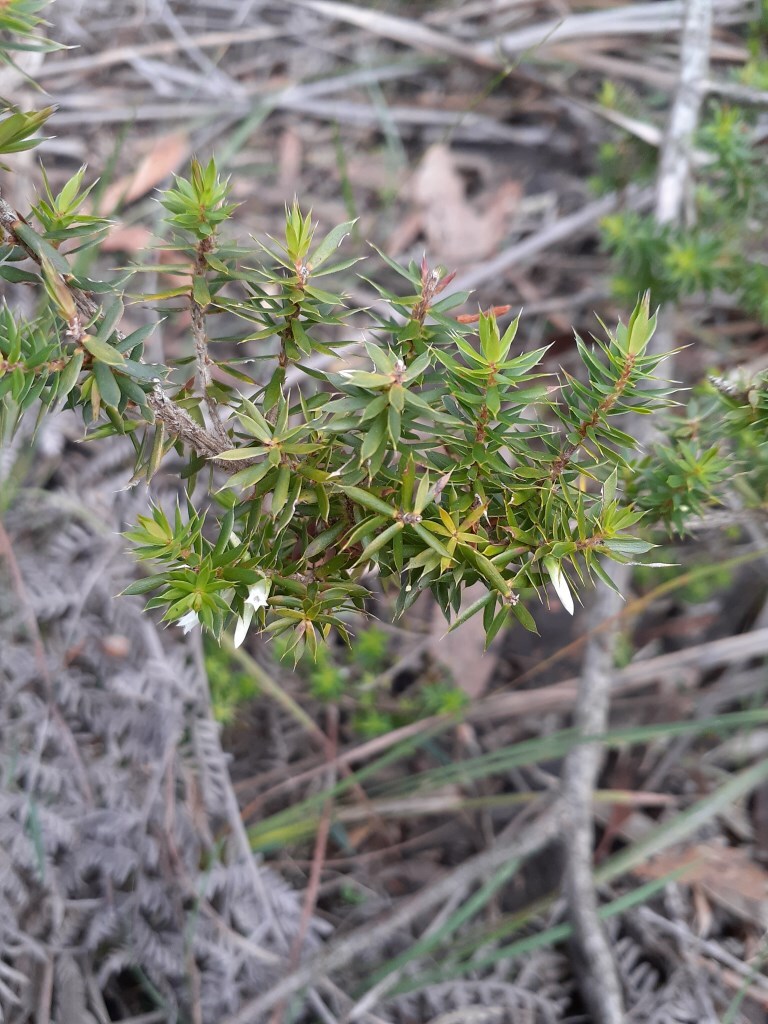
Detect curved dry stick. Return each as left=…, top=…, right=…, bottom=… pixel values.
left=562, top=1, right=714, bottom=1021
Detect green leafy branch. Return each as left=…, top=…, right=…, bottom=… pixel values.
left=0, top=144, right=686, bottom=659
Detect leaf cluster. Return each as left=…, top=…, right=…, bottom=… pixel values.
left=627, top=397, right=731, bottom=534
left=276, top=625, right=468, bottom=737
left=599, top=100, right=768, bottom=323
left=0, top=5, right=690, bottom=655
left=629, top=374, right=768, bottom=535
left=1, top=144, right=685, bottom=656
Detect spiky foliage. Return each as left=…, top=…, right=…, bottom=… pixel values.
left=598, top=94, right=768, bottom=323
left=1, top=135, right=676, bottom=659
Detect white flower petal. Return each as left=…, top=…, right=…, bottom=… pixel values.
left=544, top=557, right=574, bottom=616
left=177, top=610, right=200, bottom=634
left=244, top=577, right=271, bottom=611
left=233, top=604, right=255, bottom=648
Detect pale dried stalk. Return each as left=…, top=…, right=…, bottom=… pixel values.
left=562, top=2, right=714, bottom=1022
left=656, top=0, right=715, bottom=228
left=563, top=583, right=626, bottom=1023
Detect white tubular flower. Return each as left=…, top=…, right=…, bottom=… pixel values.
left=233, top=577, right=271, bottom=648
left=233, top=605, right=254, bottom=648
left=176, top=610, right=200, bottom=634
left=244, top=577, right=271, bottom=611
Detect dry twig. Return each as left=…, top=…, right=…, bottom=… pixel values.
left=561, top=2, right=714, bottom=1021
left=270, top=709, right=339, bottom=1024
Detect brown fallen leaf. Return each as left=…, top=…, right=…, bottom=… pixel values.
left=398, top=144, right=521, bottom=267
left=635, top=842, right=768, bottom=930
left=100, top=132, right=190, bottom=215
left=277, top=127, right=303, bottom=198
left=100, top=223, right=155, bottom=254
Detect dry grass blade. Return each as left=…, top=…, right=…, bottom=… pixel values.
left=35, top=26, right=287, bottom=79
left=219, top=801, right=563, bottom=1023
left=481, top=0, right=747, bottom=59
left=283, top=0, right=497, bottom=68
left=382, top=757, right=768, bottom=1003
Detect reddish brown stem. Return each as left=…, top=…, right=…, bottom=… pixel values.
left=549, top=354, right=637, bottom=480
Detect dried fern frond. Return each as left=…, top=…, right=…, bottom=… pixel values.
left=0, top=447, right=320, bottom=1021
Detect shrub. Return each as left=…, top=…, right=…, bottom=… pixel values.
left=1, top=134, right=675, bottom=654
left=3, top=1, right=764, bottom=662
